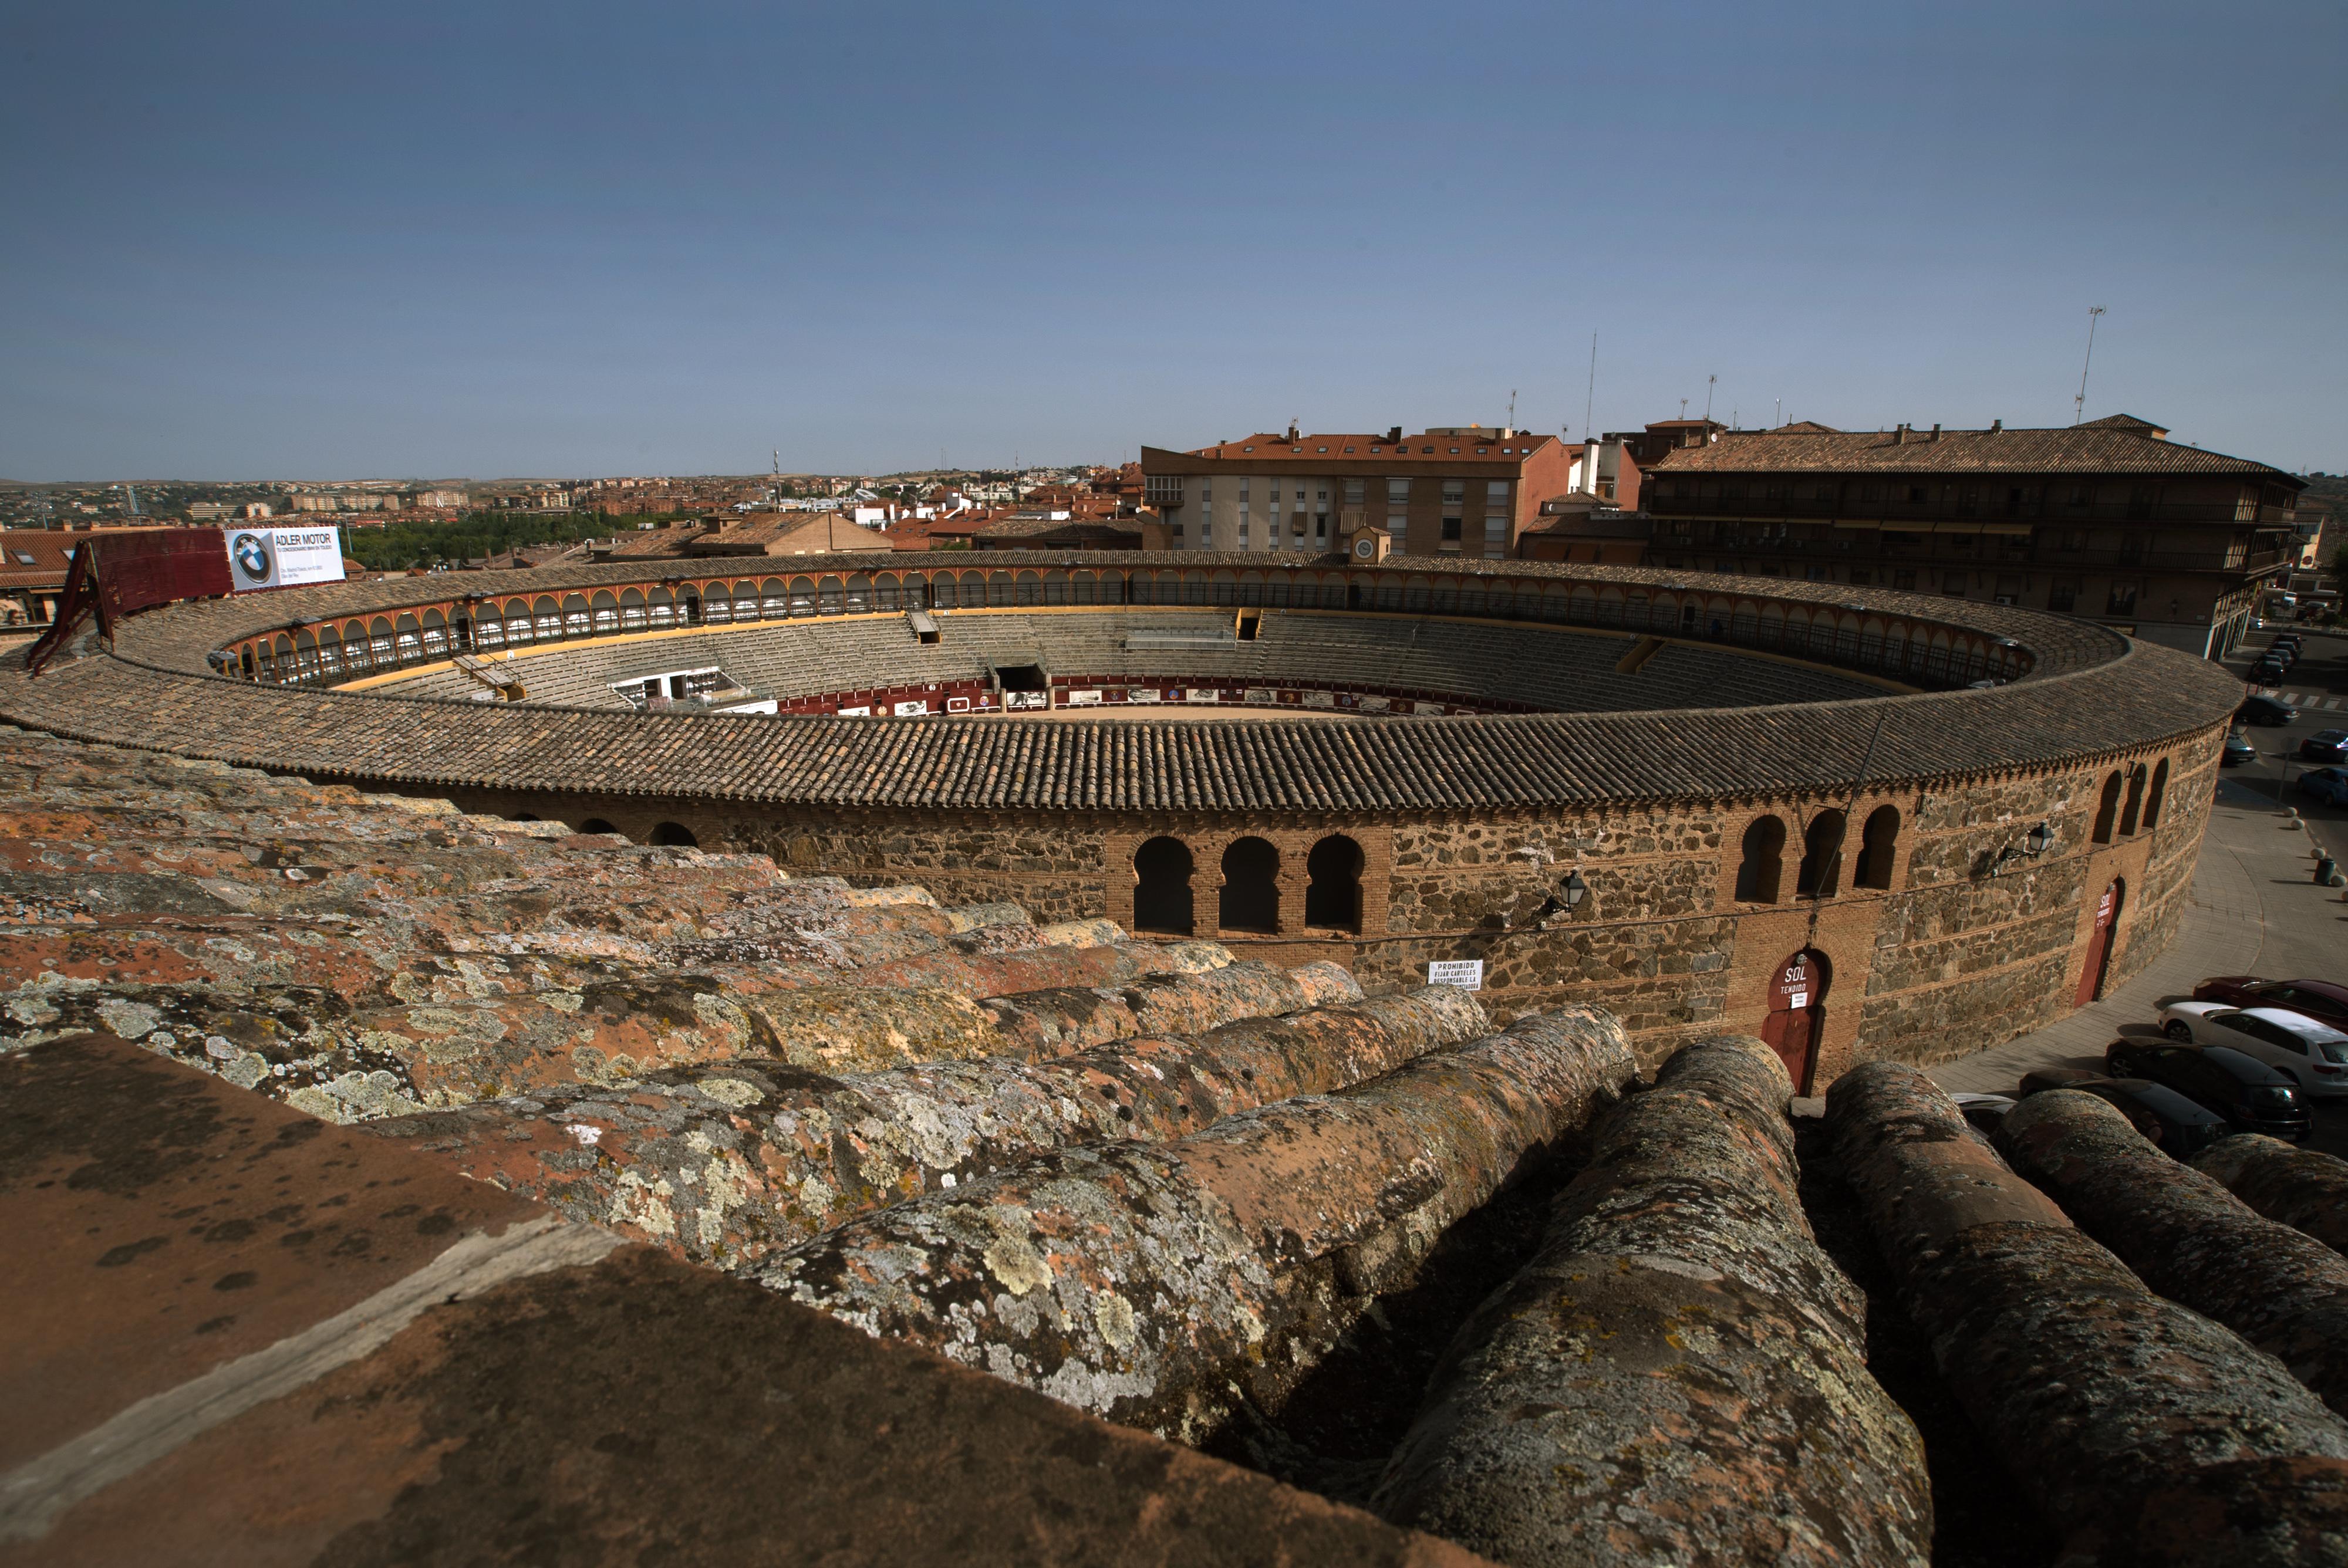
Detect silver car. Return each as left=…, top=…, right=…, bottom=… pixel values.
left=2158, top=1001, right=2348, bottom=1098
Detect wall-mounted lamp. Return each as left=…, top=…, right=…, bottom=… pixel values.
left=1561, top=869, right=1590, bottom=910
left=1991, top=822, right=2056, bottom=876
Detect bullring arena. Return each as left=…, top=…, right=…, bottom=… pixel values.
left=25, top=549, right=2347, bottom=1568
left=6, top=550, right=2238, bottom=1088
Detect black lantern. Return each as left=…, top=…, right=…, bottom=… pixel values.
left=1561, top=869, right=1590, bottom=910
left=2025, top=822, right=2053, bottom=856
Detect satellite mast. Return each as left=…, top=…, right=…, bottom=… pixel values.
left=1506, top=388, right=1517, bottom=431
left=1703, top=374, right=1716, bottom=423
left=1583, top=333, right=1597, bottom=440
left=2073, top=306, right=2106, bottom=424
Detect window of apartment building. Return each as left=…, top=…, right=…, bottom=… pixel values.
left=1314, top=511, right=1329, bottom=547
left=1442, top=480, right=1465, bottom=506
left=1946, top=532, right=1973, bottom=553
left=1486, top=479, right=1510, bottom=508
left=1814, top=482, right=1839, bottom=503
left=2127, top=486, right=2155, bottom=519
left=2063, top=485, right=2094, bottom=509
left=1849, top=569, right=1871, bottom=586
left=1484, top=516, right=1507, bottom=557
left=1995, top=576, right=2023, bottom=606
left=1905, top=485, right=1928, bottom=504
left=1894, top=569, right=1917, bottom=591
left=1344, top=479, right=1365, bottom=505
left=2049, top=580, right=2079, bottom=611
left=1442, top=517, right=1462, bottom=543
left=2107, top=583, right=2140, bottom=615
left=1944, top=573, right=1968, bottom=594
left=1388, top=478, right=1411, bottom=503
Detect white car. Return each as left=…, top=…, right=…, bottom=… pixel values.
left=2158, top=1002, right=2348, bottom=1097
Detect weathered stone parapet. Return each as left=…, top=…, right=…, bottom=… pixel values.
left=752, top=1008, right=1635, bottom=1444
left=2194, top=1135, right=2348, bottom=1258
left=1373, top=1036, right=1929, bottom=1568
left=1999, top=1091, right=2348, bottom=1417
left=1830, top=1062, right=2348, bottom=1564
left=367, top=982, right=1484, bottom=1267
left=4, top=934, right=1248, bottom=1120
left=978, top=959, right=1359, bottom=1057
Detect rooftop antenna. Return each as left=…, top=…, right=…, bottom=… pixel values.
left=1583, top=333, right=1597, bottom=440
left=771, top=448, right=780, bottom=477
left=1679, top=398, right=1689, bottom=419
left=2073, top=306, right=2106, bottom=425
left=1775, top=397, right=1783, bottom=428
left=1703, top=374, right=1716, bottom=423
left=1506, top=388, right=1517, bottom=431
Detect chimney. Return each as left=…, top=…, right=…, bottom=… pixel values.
left=1989, top=419, right=2002, bottom=433
left=1891, top=424, right=1907, bottom=445
left=1286, top=423, right=1300, bottom=443
left=1929, top=423, right=1941, bottom=441
left=1388, top=426, right=1403, bottom=444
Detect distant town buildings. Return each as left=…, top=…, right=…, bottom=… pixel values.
left=1138, top=425, right=1573, bottom=558
left=1640, top=414, right=2306, bottom=657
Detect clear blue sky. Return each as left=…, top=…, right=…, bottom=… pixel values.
left=2, top=1, right=2339, bottom=480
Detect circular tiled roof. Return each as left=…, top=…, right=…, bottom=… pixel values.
left=3, top=553, right=2238, bottom=812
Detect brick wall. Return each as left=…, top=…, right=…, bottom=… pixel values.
left=441, top=724, right=2224, bottom=1082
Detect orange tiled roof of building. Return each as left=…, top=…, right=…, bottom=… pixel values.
left=1183, top=431, right=1559, bottom=461
left=1648, top=420, right=2297, bottom=480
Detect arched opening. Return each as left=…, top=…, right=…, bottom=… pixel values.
left=2076, top=878, right=2126, bottom=1006
left=1856, top=805, right=1901, bottom=890
left=648, top=822, right=698, bottom=847
left=511, top=813, right=541, bottom=823
left=1132, top=837, right=1195, bottom=936
left=1218, top=837, right=1281, bottom=934
left=2091, top=771, right=2123, bottom=844
left=2143, top=758, right=2170, bottom=830
left=1304, top=835, right=1364, bottom=932
left=1761, top=949, right=1829, bottom=1094
left=576, top=818, right=620, bottom=836
left=1796, top=809, right=1847, bottom=900
left=2118, top=765, right=2147, bottom=836
left=1735, top=815, right=1786, bottom=904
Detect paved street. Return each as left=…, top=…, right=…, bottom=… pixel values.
left=2215, top=623, right=2348, bottom=863
left=1928, top=763, right=2348, bottom=1154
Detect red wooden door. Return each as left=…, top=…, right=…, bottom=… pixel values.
left=1761, top=951, right=1824, bottom=1093
left=2075, top=881, right=2120, bottom=1006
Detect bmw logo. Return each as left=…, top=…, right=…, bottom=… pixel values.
left=231, top=532, right=272, bottom=581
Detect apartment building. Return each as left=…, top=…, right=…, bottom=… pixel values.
left=1639, top=414, right=2306, bottom=657
left=1138, top=424, right=1574, bottom=559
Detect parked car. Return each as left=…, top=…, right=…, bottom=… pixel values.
left=2239, top=695, right=2298, bottom=725
left=2299, top=729, right=2348, bottom=763
left=2013, top=1067, right=2233, bottom=1158
left=2252, top=660, right=2290, bottom=685
left=2192, top=976, right=2348, bottom=1031
left=2157, top=1002, right=2348, bottom=1097
left=2272, top=633, right=2305, bottom=655
left=1949, top=1091, right=2015, bottom=1134
left=2303, top=768, right=2348, bottom=806
left=2222, top=732, right=2259, bottom=766
left=2101, top=1038, right=2310, bottom=1141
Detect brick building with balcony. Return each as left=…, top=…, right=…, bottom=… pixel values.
left=1138, top=424, right=1576, bottom=559
left=1639, top=414, right=2304, bottom=657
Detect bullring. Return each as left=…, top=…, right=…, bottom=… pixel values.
left=2, top=549, right=2239, bottom=1089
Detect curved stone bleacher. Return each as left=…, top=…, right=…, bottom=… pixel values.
left=368, top=608, right=1897, bottom=716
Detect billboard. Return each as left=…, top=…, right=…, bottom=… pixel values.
left=224, top=526, right=347, bottom=592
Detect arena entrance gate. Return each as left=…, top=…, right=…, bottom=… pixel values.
left=1762, top=949, right=1827, bottom=1094
left=2075, top=879, right=2124, bottom=1006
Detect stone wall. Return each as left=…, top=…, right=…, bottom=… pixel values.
left=441, top=724, right=2224, bottom=1084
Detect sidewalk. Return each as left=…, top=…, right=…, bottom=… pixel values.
left=1929, top=779, right=2348, bottom=1096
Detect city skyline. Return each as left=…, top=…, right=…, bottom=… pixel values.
left=4, top=1, right=2340, bottom=481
